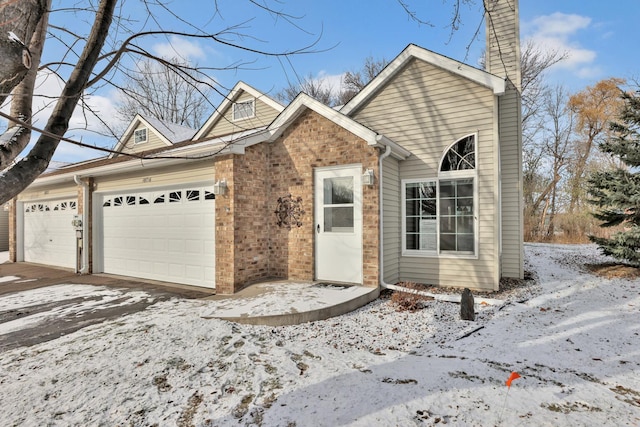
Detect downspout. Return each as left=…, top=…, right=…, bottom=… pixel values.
left=377, top=141, right=428, bottom=294
left=378, top=143, right=394, bottom=289
left=73, top=175, right=89, bottom=274
left=376, top=143, right=415, bottom=293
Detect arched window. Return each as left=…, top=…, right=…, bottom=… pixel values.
left=439, top=135, right=476, bottom=253
left=402, top=134, right=477, bottom=256
left=440, top=135, right=475, bottom=172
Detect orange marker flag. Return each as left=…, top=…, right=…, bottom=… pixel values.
left=506, top=372, right=521, bottom=388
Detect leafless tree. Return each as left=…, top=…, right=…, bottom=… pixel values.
left=114, top=58, right=211, bottom=130
left=337, top=57, right=389, bottom=105
left=276, top=57, right=389, bottom=107
left=276, top=73, right=336, bottom=106
left=532, top=86, right=574, bottom=238
left=0, top=0, right=319, bottom=204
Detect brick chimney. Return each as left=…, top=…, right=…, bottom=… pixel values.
left=485, top=0, right=524, bottom=279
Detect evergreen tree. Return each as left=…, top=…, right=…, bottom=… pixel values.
left=587, top=89, right=640, bottom=265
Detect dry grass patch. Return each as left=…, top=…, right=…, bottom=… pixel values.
left=389, top=282, right=434, bottom=312
left=585, top=263, right=640, bottom=279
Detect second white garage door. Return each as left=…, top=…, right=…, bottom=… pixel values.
left=99, top=186, right=215, bottom=289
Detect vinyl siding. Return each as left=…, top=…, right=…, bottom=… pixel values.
left=17, top=183, right=78, bottom=202
left=0, top=209, right=9, bottom=251
left=202, top=93, right=281, bottom=139
left=382, top=155, right=400, bottom=283
left=499, top=88, right=523, bottom=278
left=94, top=160, right=215, bottom=193
left=120, top=124, right=169, bottom=155
left=353, top=58, right=499, bottom=290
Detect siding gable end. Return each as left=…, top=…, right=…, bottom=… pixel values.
left=194, top=81, right=284, bottom=140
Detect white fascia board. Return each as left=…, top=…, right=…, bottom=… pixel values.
left=268, top=94, right=411, bottom=160
left=237, top=81, right=285, bottom=112
left=193, top=81, right=284, bottom=141
left=109, top=114, right=143, bottom=158
left=109, top=114, right=174, bottom=158
left=135, top=116, right=175, bottom=147
left=268, top=94, right=378, bottom=143
left=342, top=44, right=506, bottom=115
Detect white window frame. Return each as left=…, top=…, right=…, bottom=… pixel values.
left=401, top=133, right=478, bottom=259
left=134, top=128, right=147, bottom=144
left=232, top=98, right=255, bottom=121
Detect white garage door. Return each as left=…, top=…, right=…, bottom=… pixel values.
left=23, top=199, right=78, bottom=268
left=100, top=186, right=215, bottom=289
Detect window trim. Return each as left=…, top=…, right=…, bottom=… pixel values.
left=401, top=133, right=479, bottom=259
left=232, top=98, right=256, bottom=121
left=134, top=128, right=147, bottom=144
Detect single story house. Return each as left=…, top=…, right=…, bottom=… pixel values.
left=8, top=0, right=523, bottom=294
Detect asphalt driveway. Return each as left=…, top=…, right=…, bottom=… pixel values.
left=0, top=260, right=213, bottom=352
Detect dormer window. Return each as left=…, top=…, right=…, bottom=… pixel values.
left=134, top=128, right=147, bottom=144
left=233, top=99, right=255, bottom=121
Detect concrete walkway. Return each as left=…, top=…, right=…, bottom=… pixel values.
left=0, top=257, right=379, bottom=326
left=202, top=281, right=379, bottom=326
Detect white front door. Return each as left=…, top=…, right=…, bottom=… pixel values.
left=315, top=165, right=363, bottom=284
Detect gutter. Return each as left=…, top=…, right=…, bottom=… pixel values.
left=73, top=175, right=89, bottom=274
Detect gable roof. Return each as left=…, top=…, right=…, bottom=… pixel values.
left=341, top=44, right=507, bottom=116
left=265, top=93, right=411, bottom=160
left=193, top=81, right=284, bottom=141
left=109, top=114, right=197, bottom=158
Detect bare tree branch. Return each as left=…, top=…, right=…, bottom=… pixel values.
left=0, top=0, right=118, bottom=204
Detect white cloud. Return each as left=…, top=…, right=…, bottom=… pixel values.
left=523, top=12, right=599, bottom=79
left=315, top=71, right=345, bottom=96
left=0, top=69, right=121, bottom=163
left=529, top=12, right=591, bottom=37
left=152, top=36, right=205, bottom=61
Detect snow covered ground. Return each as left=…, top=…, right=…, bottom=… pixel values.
left=0, top=244, right=639, bottom=426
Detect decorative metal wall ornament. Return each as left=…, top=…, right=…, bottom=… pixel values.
left=275, top=194, right=305, bottom=229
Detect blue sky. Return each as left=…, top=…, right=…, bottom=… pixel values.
left=29, top=0, right=640, bottom=163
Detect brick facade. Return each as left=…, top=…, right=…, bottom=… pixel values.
left=9, top=110, right=381, bottom=295
left=214, top=109, right=381, bottom=294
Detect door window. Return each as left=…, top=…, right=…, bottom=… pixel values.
left=323, top=176, right=354, bottom=233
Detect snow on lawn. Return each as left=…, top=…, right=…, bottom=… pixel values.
left=0, top=244, right=639, bottom=426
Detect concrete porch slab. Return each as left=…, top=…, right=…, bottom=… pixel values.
left=1, top=257, right=380, bottom=327
left=201, top=281, right=380, bottom=326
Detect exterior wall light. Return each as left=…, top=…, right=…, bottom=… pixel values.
left=362, top=169, right=374, bottom=186
left=213, top=179, right=227, bottom=195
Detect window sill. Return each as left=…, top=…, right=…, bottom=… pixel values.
left=401, top=250, right=478, bottom=260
